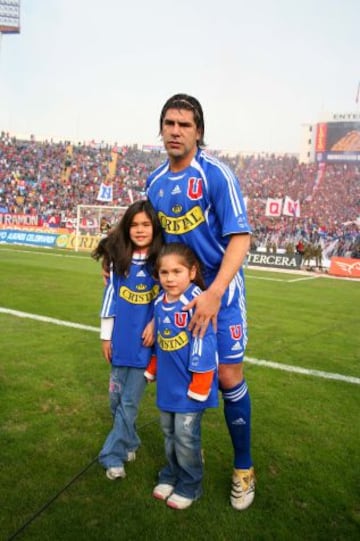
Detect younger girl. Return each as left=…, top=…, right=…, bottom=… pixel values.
left=145, top=243, right=218, bottom=510
left=92, top=200, right=163, bottom=480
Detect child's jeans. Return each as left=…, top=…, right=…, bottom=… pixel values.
left=158, top=410, right=204, bottom=500
left=99, top=366, right=147, bottom=468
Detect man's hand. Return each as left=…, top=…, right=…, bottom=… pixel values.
left=183, top=234, right=250, bottom=337
left=182, top=289, right=221, bottom=338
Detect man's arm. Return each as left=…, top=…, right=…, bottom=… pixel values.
left=184, top=233, right=250, bottom=337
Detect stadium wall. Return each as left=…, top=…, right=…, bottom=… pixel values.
left=329, top=257, right=360, bottom=278
left=0, top=225, right=338, bottom=273
left=0, top=226, right=102, bottom=251
left=247, top=251, right=302, bottom=270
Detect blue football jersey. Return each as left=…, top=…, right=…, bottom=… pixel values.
left=146, top=148, right=251, bottom=283
left=100, top=253, right=159, bottom=368
left=154, top=283, right=219, bottom=413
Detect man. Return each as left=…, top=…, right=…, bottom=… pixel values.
left=146, top=94, right=254, bottom=510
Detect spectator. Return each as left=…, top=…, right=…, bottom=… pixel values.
left=0, top=131, right=358, bottom=257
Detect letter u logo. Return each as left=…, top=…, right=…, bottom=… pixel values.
left=175, top=313, right=188, bottom=328
left=187, top=177, right=203, bottom=200
left=230, top=325, right=242, bottom=340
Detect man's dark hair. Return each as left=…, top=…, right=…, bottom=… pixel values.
left=159, top=93, right=205, bottom=147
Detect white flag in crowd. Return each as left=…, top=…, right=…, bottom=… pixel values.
left=97, top=183, right=113, bottom=202
left=282, top=196, right=301, bottom=217
left=265, top=198, right=283, bottom=217
left=265, top=197, right=301, bottom=217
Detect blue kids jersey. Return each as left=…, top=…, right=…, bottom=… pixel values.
left=154, top=283, right=219, bottom=413
left=100, top=252, right=159, bottom=368
left=146, top=148, right=251, bottom=283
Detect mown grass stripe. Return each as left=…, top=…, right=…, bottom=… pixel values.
left=1, top=306, right=358, bottom=385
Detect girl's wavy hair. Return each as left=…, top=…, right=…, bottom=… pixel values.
left=159, top=93, right=206, bottom=147
left=154, top=242, right=206, bottom=291
left=91, top=200, right=163, bottom=276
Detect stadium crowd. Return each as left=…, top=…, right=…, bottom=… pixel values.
left=0, top=130, right=359, bottom=259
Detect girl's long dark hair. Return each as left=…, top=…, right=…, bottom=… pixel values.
left=155, top=242, right=206, bottom=290
left=91, top=200, right=163, bottom=276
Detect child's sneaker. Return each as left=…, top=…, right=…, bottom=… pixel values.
left=152, top=483, right=174, bottom=500
left=230, top=467, right=255, bottom=510
left=106, top=466, right=126, bottom=480
left=166, top=492, right=194, bottom=510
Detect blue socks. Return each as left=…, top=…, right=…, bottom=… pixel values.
left=222, top=380, right=252, bottom=469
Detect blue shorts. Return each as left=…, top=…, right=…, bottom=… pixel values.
left=215, top=275, right=248, bottom=365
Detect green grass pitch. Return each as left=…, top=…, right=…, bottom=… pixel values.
left=0, top=245, right=359, bottom=541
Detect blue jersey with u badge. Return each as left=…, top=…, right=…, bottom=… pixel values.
left=100, top=253, right=159, bottom=368
left=146, top=148, right=251, bottom=363
left=146, top=148, right=251, bottom=281
left=154, top=283, right=218, bottom=413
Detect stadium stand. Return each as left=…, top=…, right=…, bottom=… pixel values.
left=0, top=131, right=359, bottom=258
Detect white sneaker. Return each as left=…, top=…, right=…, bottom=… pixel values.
left=126, top=451, right=136, bottom=462
left=106, top=466, right=126, bottom=480
left=230, top=467, right=255, bottom=510
left=166, top=492, right=194, bottom=510
left=152, top=483, right=174, bottom=500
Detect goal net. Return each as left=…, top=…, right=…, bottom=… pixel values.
left=74, top=204, right=127, bottom=252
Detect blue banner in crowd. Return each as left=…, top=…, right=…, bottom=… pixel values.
left=0, top=229, right=58, bottom=247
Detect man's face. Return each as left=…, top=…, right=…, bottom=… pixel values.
left=161, top=108, right=201, bottom=169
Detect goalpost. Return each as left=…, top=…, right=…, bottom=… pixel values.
left=74, top=204, right=128, bottom=252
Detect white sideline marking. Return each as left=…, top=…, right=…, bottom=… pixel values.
left=287, top=276, right=320, bottom=283
left=0, top=307, right=99, bottom=332
left=1, top=307, right=359, bottom=386
left=245, top=357, right=360, bottom=385
left=246, top=276, right=287, bottom=282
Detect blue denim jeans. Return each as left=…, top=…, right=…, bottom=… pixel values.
left=158, top=410, right=204, bottom=500
left=98, top=366, right=147, bottom=469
